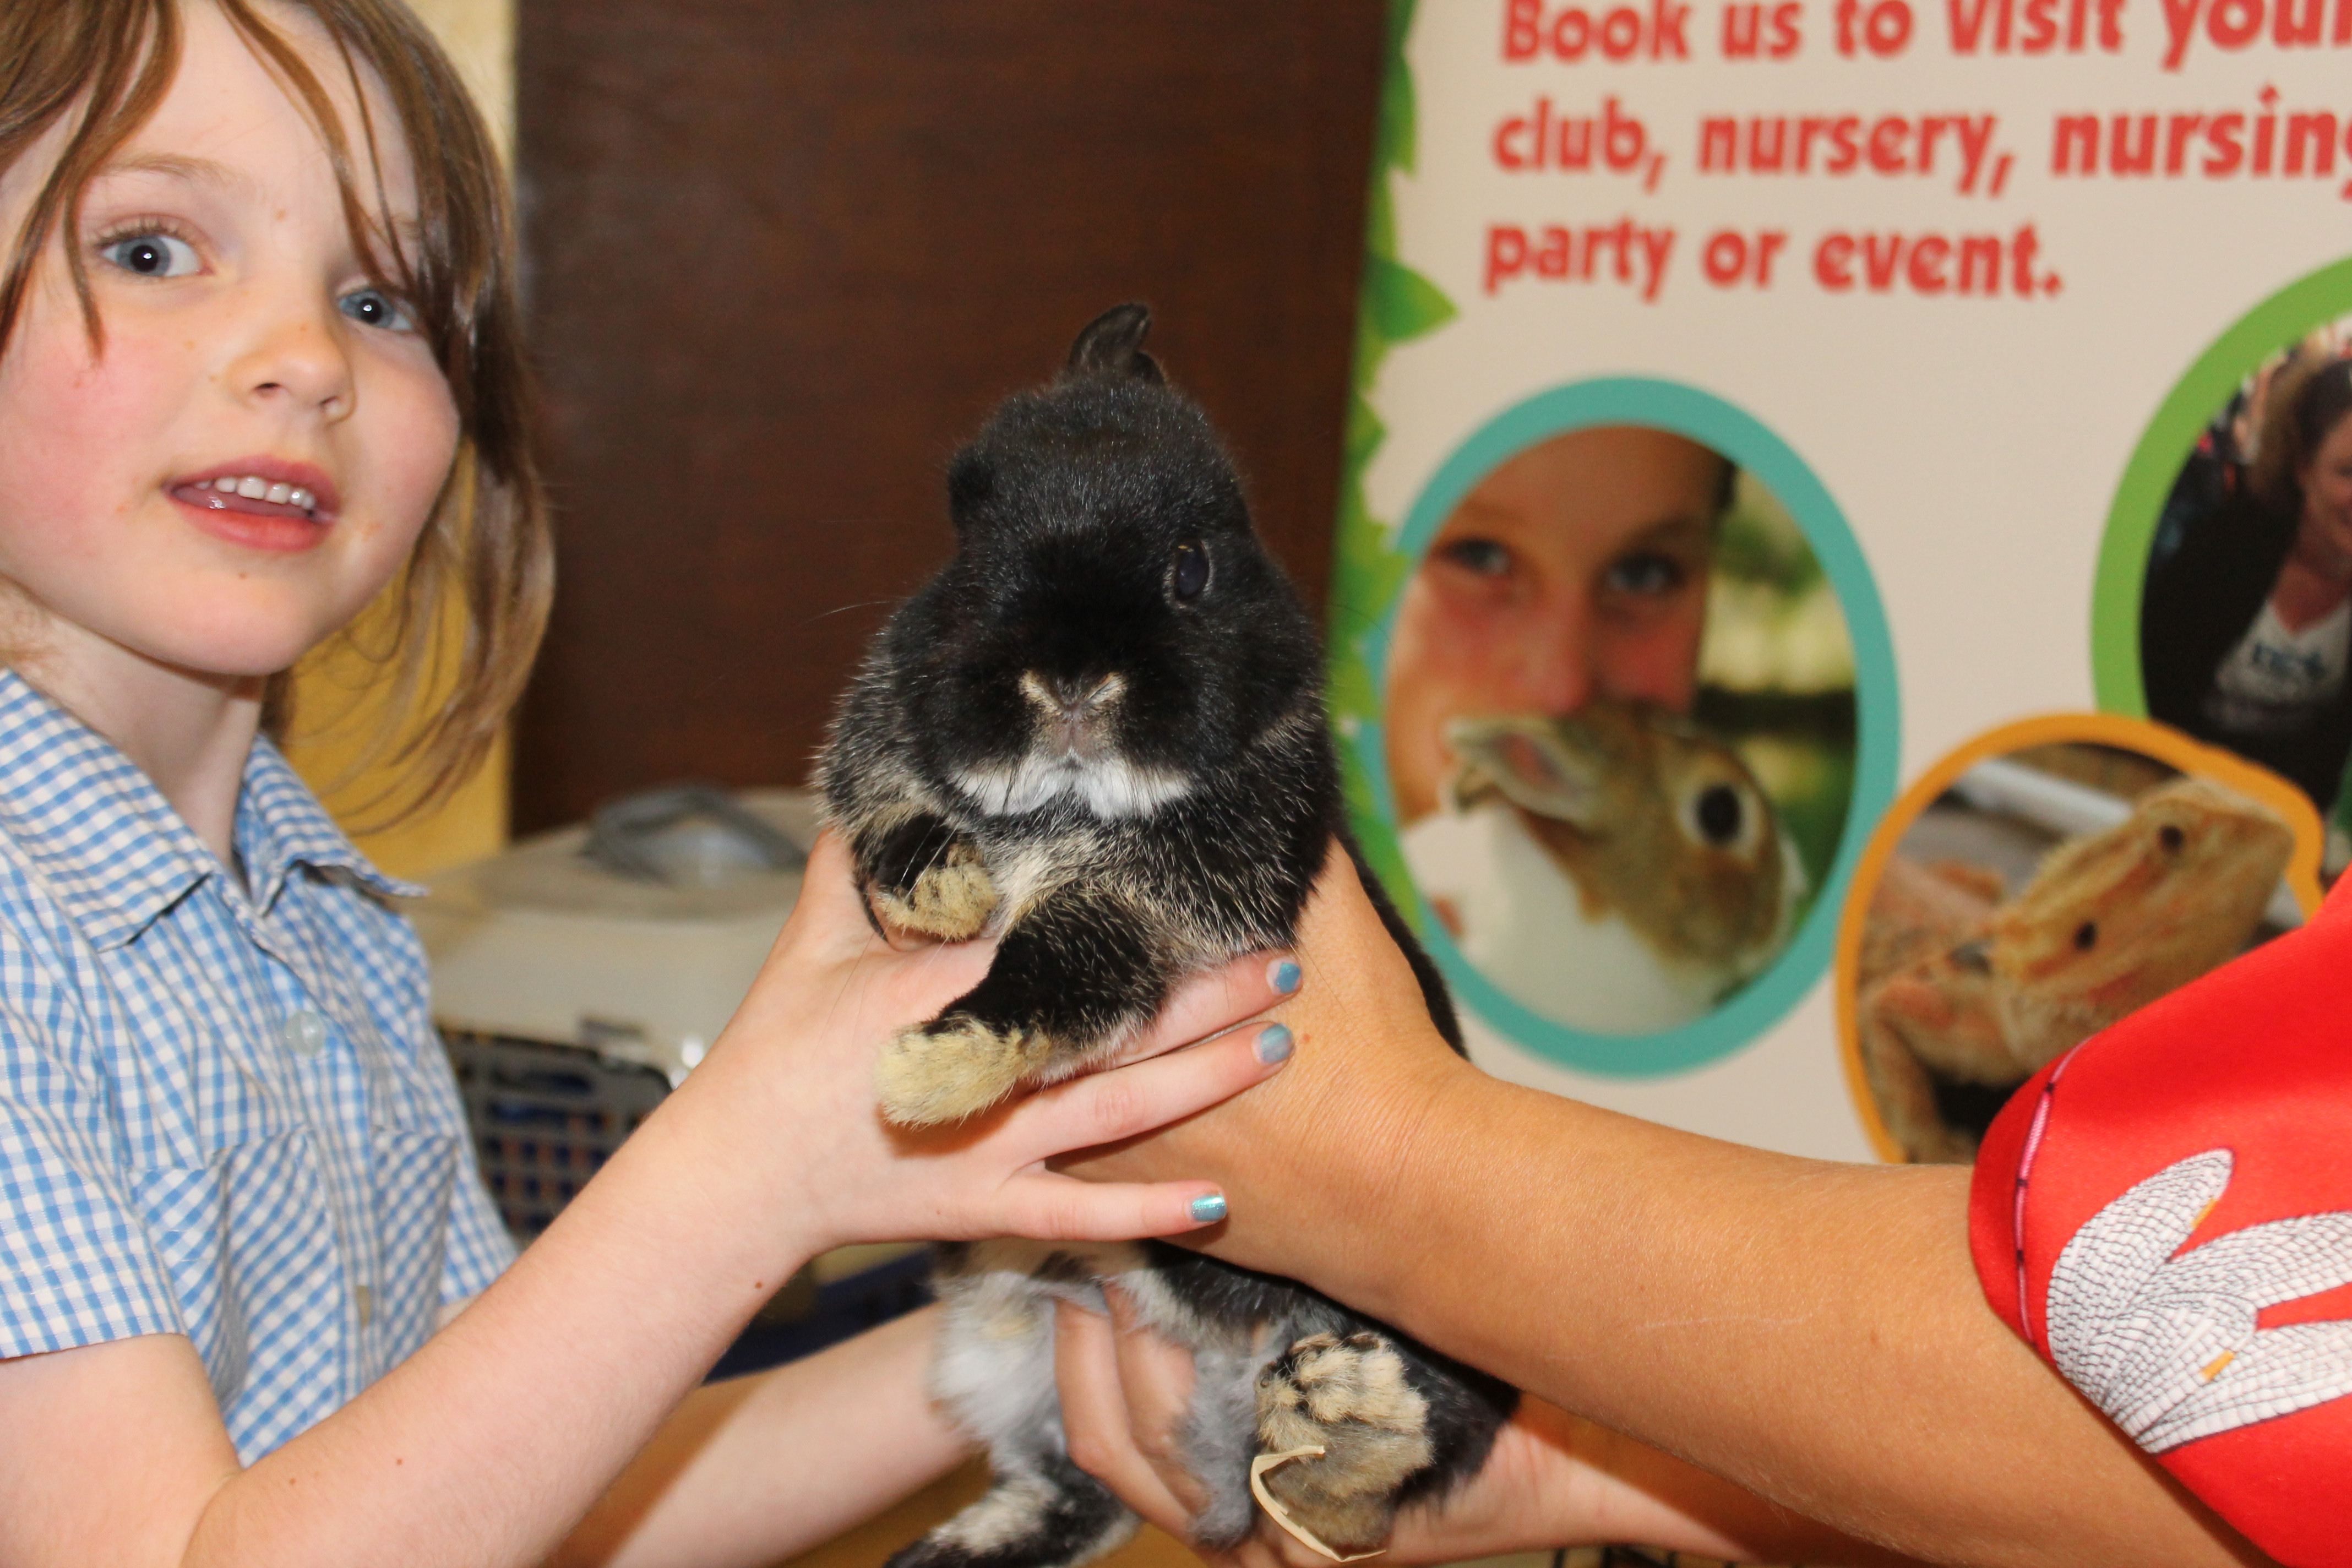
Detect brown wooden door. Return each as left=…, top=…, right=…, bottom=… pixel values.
left=512, top=0, right=1385, bottom=830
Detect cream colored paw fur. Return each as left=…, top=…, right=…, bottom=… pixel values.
left=876, top=1015, right=1053, bottom=1126
left=873, top=848, right=999, bottom=941
left=1255, top=1333, right=1435, bottom=1553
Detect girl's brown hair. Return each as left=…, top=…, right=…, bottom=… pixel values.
left=0, top=0, right=551, bottom=819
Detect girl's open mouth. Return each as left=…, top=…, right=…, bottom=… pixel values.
left=167, top=464, right=340, bottom=552
left=173, top=473, right=320, bottom=518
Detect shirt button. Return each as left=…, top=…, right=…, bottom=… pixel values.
left=284, top=1010, right=328, bottom=1057
left=355, top=1284, right=373, bottom=1327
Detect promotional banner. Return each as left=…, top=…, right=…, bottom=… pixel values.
left=1332, top=0, right=2345, bottom=1162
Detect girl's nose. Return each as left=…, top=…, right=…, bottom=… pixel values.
left=1508, top=600, right=1596, bottom=717
left=225, top=295, right=355, bottom=417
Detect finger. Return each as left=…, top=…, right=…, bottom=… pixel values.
left=1101, top=1286, right=1216, bottom=1519
left=789, top=831, right=1005, bottom=1011
left=1055, top=1300, right=1199, bottom=1539
left=993, top=1170, right=1230, bottom=1243
left=796, top=830, right=867, bottom=926
left=1010, top=1017, right=1295, bottom=1166
left=1109, top=951, right=1301, bottom=1068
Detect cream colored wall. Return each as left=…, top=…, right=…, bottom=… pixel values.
left=402, top=0, right=514, bottom=157
left=281, top=0, right=517, bottom=880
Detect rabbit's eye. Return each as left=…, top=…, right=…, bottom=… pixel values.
left=1170, top=539, right=1211, bottom=602
left=1693, top=783, right=1744, bottom=846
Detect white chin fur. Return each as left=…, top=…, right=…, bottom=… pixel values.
left=954, top=755, right=1191, bottom=818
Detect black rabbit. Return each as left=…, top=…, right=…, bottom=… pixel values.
left=819, top=304, right=1516, bottom=1568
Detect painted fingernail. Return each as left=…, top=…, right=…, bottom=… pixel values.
left=1189, top=1193, right=1229, bottom=1223
left=1268, top=957, right=1302, bottom=995
left=1255, top=1022, right=1294, bottom=1065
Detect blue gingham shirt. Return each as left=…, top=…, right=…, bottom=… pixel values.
left=0, top=672, right=513, bottom=1461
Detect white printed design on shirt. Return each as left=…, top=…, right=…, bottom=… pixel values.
left=2207, top=596, right=2352, bottom=735
left=2046, top=1149, right=2352, bottom=1453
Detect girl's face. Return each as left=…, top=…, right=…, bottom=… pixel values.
left=0, top=0, right=458, bottom=688
left=2298, top=406, right=2352, bottom=559
left=1384, top=426, right=1720, bottom=824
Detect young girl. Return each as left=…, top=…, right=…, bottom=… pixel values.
left=0, top=2, right=1297, bottom=1563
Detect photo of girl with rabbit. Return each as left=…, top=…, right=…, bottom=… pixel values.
left=1388, top=418, right=1858, bottom=1039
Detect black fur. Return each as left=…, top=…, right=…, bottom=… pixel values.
left=820, top=305, right=1513, bottom=1568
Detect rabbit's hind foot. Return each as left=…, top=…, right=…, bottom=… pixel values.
left=886, top=1460, right=1136, bottom=1568
left=878, top=1012, right=1055, bottom=1126
left=864, top=815, right=999, bottom=941
left=1253, top=1332, right=1435, bottom=1556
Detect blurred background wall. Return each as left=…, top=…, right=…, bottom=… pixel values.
left=293, top=1, right=1387, bottom=863
left=505, top=1, right=1385, bottom=830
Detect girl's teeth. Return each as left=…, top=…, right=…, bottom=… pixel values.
left=203, top=476, right=318, bottom=511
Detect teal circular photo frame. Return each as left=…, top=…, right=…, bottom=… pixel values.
left=1357, top=378, right=1899, bottom=1077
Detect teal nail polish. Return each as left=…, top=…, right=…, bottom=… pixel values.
left=1269, top=958, right=1302, bottom=995
left=1189, top=1193, right=1229, bottom=1223
left=1255, top=1022, right=1294, bottom=1065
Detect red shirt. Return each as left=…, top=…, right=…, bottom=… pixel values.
left=1972, top=875, right=2352, bottom=1566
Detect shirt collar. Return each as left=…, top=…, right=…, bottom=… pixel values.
left=234, top=734, right=423, bottom=915
left=0, top=671, right=417, bottom=949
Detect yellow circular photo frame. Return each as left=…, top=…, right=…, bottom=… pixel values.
left=1835, top=713, right=2326, bottom=1164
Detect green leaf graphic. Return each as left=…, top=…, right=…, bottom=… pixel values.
left=1324, top=0, right=1460, bottom=932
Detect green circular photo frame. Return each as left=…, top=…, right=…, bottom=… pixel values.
left=2092, top=255, right=2352, bottom=714
left=1354, top=377, right=1899, bottom=1078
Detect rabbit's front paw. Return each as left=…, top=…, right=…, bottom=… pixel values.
left=864, top=815, right=999, bottom=941
left=878, top=1012, right=1055, bottom=1126
left=1253, top=1332, right=1434, bottom=1555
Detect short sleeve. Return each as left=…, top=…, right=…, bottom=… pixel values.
left=1971, top=877, right=2352, bottom=1568
left=439, top=1136, right=515, bottom=1308
left=0, top=1001, right=183, bottom=1358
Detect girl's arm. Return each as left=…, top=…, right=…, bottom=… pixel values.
left=1060, top=851, right=2274, bottom=1568
left=0, top=836, right=1294, bottom=1568
left=554, top=1306, right=966, bottom=1568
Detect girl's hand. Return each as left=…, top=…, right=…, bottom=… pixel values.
left=678, top=831, right=1297, bottom=1258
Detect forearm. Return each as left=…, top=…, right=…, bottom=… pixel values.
left=557, top=1306, right=966, bottom=1568
left=189, top=1060, right=826, bottom=1568
left=1207, top=1064, right=2263, bottom=1566
left=1399, top=1397, right=1923, bottom=1567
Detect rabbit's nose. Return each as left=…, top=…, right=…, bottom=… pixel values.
left=1023, top=670, right=1125, bottom=714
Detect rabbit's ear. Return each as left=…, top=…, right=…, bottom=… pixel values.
left=1066, top=302, right=1163, bottom=384
left=1446, top=717, right=1604, bottom=826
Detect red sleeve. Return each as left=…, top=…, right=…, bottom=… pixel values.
left=1970, top=875, right=2352, bottom=1568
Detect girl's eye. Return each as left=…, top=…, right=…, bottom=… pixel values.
left=100, top=232, right=199, bottom=278
left=1603, top=549, right=1686, bottom=597
left=337, top=286, right=416, bottom=332
left=1438, top=538, right=1513, bottom=577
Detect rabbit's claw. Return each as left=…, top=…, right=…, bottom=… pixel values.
left=1253, top=1332, right=1434, bottom=1555
left=878, top=1011, right=1054, bottom=1126
left=862, top=812, right=999, bottom=941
